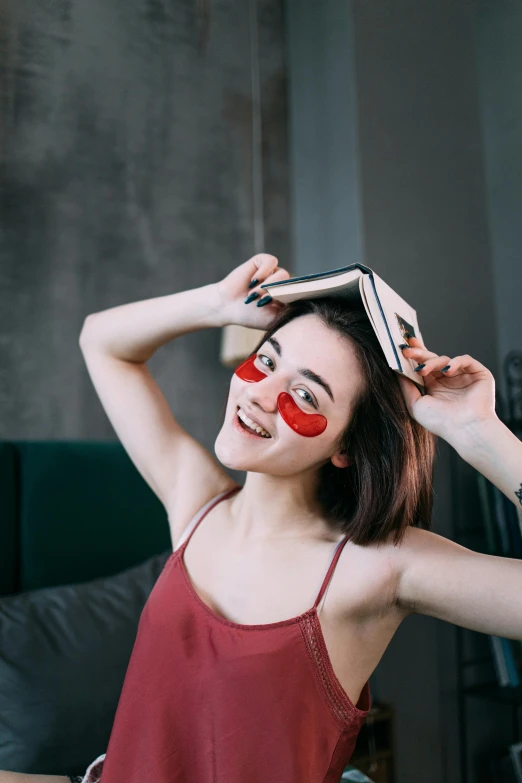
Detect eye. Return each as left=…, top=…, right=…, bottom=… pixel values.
left=258, top=353, right=275, bottom=370
left=258, top=353, right=318, bottom=409
left=296, top=388, right=318, bottom=409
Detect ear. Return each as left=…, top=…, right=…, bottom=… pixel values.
left=331, top=450, right=353, bottom=468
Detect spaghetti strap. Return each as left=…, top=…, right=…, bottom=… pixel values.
left=176, top=485, right=241, bottom=550
left=313, top=535, right=350, bottom=610
left=178, top=488, right=349, bottom=614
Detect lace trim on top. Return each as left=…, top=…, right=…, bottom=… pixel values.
left=299, top=611, right=371, bottom=730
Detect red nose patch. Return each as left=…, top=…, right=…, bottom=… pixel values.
left=277, top=392, right=327, bottom=437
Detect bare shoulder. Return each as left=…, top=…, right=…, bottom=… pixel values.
left=165, top=458, right=239, bottom=550
left=393, top=524, right=462, bottom=561
left=387, top=525, right=465, bottom=613
left=332, top=532, right=409, bottom=622
left=333, top=525, right=450, bottom=622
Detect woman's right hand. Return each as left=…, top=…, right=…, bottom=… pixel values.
left=214, top=254, right=291, bottom=329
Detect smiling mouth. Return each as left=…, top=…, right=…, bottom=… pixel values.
left=235, top=407, right=272, bottom=438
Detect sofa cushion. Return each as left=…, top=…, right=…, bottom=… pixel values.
left=14, top=440, right=170, bottom=592
left=0, top=443, right=18, bottom=596
left=0, top=549, right=171, bottom=777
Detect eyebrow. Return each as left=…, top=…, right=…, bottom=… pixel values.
left=266, top=336, right=335, bottom=403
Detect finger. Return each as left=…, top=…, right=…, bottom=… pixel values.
left=411, top=354, right=452, bottom=376
left=435, top=354, right=492, bottom=377
left=246, top=267, right=291, bottom=306
left=400, top=333, right=432, bottom=357
left=258, top=266, right=291, bottom=290
left=400, top=344, right=439, bottom=362
left=396, top=374, right=421, bottom=416
left=404, top=334, right=426, bottom=349
left=246, top=254, right=279, bottom=287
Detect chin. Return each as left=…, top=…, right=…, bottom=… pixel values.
left=213, top=429, right=250, bottom=472
left=214, top=427, right=275, bottom=474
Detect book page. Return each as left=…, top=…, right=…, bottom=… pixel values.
left=265, top=268, right=362, bottom=303
left=362, top=273, right=424, bottom=386
left=359, top=275, right=397, bottom=368
left=357, top=275, right=377, bottom=331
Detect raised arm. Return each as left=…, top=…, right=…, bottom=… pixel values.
left=393, top=337, right=522, bottom=639
left=79, top=283, right=235, bottom=548
left=396, top=338, right=522, bottom=508
left=79, top=253, right=288, bottom=547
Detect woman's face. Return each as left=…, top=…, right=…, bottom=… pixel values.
left=214, top=314, right=365, bottom=476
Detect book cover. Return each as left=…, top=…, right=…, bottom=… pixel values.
left=261, top=264, right=425, bottom=390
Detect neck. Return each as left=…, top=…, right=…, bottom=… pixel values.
left=229, top=468, right=338, bottom=543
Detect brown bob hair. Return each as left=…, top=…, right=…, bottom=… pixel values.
left=248, top=296, right=437, bottom=548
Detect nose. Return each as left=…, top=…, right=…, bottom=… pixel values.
left=244, top=374, right=280, bottom=412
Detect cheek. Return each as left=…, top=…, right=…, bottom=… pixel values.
left=234, top=355, right=328, bottom=438
left=277, top=392, right=327, bottom=438
left=234, top=354, right=266, bottom=383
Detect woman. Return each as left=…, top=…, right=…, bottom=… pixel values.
left=3, top=253, right=521, bottom=783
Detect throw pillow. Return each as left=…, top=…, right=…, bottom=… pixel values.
left=0, top=550, right=171, bottom=777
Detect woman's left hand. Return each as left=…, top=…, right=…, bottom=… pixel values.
left=396, top=336, right=497, bottom=443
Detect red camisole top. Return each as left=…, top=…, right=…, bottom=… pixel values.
left=99, top=485, right=372, bottom=783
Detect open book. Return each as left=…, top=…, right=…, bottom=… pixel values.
left=260, top=263, right=425, bottom=390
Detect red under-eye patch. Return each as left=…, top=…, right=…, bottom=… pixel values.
left=234, top=353, right=266, bottom=383
left=277, top=392, right=327, bottom=437
left=234, top=354, right=327, bottom=438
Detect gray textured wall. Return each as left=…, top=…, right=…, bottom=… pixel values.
left=285, top=1, right=513, bottom=782
left=284, top=0, right=363, bottom=272
left=0, top=0, right=290, bottom=455
left=352, top=4, right=500, bottom=781
left=474, top=0, right=522, bottom=402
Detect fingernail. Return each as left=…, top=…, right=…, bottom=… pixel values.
left=404, top=331, right=413, bottom=339
left=244, top=291, right=260, bottom=304
left=441, top=365, right=451, bottom=372
left=414, top=363, right=425, bottom=373
left=399, top=343, right=409, bottom=349
left=248, top=278, right=259, bottom=289
left=256, top=295, right=272, bottom=307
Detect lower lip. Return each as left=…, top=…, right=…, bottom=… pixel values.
left=232, top=408, right=271, bottom=440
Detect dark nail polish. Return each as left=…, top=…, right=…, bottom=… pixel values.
left=414, top=363, right=425, bottom=373
left=256, top=295, right=272, bottom=307
left=248, top=278, right=259, bottom=289
left=441, top=365, right=451, bottom=372
left=404, top=331, right=413, bottom=339
left=399, top=343, right=409, bottom=349
left=244, top=291, right=260, bottom=304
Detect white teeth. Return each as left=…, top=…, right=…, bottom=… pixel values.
left=237, top=408, right=271, bottom=438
